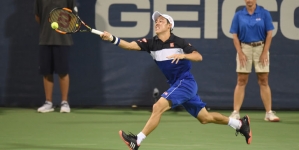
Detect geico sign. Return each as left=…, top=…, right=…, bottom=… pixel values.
left=95, top=0, right=299, bottom=40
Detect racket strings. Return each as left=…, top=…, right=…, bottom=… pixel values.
left=49, top=9, right=79, bottom=33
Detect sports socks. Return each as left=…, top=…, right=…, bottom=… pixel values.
left=228, top=117, right=242, bottom=129
left=137, top=132, right=146, bottom=145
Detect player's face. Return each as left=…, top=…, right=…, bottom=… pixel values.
left=245, top=0, right=256, bottom=7
left=155, top=16, right=171, bottom=34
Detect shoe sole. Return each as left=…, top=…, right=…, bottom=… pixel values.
left=264, top=118, right=280, bottom=122
left=246, top=115, right=252, bottom=145
left=118, top=130, right=133, bottom=150
left=37, top=108, right=54, bottom=113
left=60, top=110, right=71, bottom=113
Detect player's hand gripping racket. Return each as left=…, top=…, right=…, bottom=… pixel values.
left=49, top=7, right=103, bottom=35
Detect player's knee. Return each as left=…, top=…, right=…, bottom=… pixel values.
left=152, top=103, right=164, bottom=115
left=152, top=100, right=170, bottom=115
left=198, top=118, right=209, bottom=124
left=198, top=115, right=212, bottom=124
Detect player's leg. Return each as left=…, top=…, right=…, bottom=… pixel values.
left=37, top=45, right=54, bottom=113
left=231, top=43, right=252, bottom=119
left=182, top=96, right=252, bottom=144
left=197, top=107, right=252, bottom=144
left=253, top=46, right=279, bottom=122
left=119, top=97, right=171, bottom=150
left=182, top=95, right=234, bottom=126
left=119, top=79, right=186, bottom=150
left=141, top=97, right=171, bottom=135
left=53, top=45, right=71, bottom=113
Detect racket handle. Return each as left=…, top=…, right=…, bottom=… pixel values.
left=91, top=29, right=103, bottom=35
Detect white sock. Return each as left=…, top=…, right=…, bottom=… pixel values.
left=61, top=100, right=68, bottom=104
left=228, top=117, right=242, bottom=129
left=137, top=132, right=146, bottom=145
left=46, top=101, right=52, bottom=104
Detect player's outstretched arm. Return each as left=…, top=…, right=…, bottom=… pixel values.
left=118, top=40, right=141, bottom=51
left=101, top=31, right=141, bottom=51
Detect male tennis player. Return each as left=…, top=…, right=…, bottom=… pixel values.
left=101, top=11, right=252, bottom=150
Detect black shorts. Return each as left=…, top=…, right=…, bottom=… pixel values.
left=39, top=45, right=70, bottom=75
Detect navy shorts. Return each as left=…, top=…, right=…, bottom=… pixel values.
left=39, top=45, right=70, bottom=75
left=161, top=79, right=206, bottom=118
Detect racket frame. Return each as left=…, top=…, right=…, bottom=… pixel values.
left=49, top=7, right=103, bottom=35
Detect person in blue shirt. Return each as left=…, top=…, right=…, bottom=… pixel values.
left=229, top=0, right=279, bottom=122
left=101, top=11, right=252, bottom=150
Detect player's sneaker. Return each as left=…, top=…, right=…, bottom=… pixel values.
left=37, top=101, right=54, bottom=113
left=119, top=130, right=140, bottom=150
left=264, top=111, right=280, bottom=122
left=229, top=111, right=240, bottom=119
left=60, top=101, right=70, bottom=113
left=236, top=115, right=252, bottom=144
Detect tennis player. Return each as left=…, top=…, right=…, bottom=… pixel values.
left=100, top=11, right=252, bottom=150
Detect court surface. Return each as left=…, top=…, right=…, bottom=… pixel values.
left=0, top=108, right=298, bottom=150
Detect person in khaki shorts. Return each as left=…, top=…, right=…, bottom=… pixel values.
left=229, top=0, right=279, bottom=122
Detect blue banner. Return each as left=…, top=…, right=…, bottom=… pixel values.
left=0, top=0, right=298, bottom=109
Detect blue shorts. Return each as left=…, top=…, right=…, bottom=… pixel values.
left=161, top=79, right=206, bottom=118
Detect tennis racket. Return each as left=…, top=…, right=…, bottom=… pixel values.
left=48, top=7, right=103, bottom=35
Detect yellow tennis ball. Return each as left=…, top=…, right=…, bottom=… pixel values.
left=51, top=22, right=59, bottom=29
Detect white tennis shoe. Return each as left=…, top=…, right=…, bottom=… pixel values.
left=37, top=101, right=54, bottom=113
left=229, top=111, right=240, bottom=120
left=264, top=111, right=280, bottom=122
left=60, top=101, right=70, bottom=113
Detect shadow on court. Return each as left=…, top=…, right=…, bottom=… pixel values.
left=71, top=109, right=191, bottom=118
left=72, top=109, right=149, bottom=115
left=279, top=120, right=299, bottom=125
left=5, top=143, right=118, bottom=150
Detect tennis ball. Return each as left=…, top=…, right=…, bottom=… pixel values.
left=51, top=22, right=59, bottom=29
